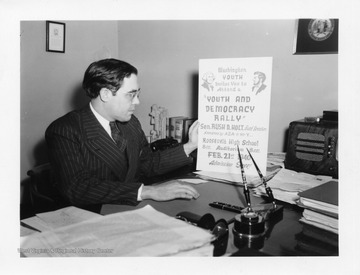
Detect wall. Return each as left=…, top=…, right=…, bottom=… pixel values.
left=117, top=20, right=338, bottom=151
left=20, top=20, right=338, bottom=182
left=20, top=21, right=119, bottom=182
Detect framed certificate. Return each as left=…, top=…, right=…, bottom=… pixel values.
left=293, top=19, right=338, bottom=54
left=46, top=21, right=66, bottom=53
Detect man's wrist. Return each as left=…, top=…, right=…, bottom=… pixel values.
left=137, top=184, right=144, bottom=201
left=140, top=185, right=154, bottom=200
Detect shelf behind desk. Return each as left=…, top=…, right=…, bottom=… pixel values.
left=101, top=176, right=338, bottom=256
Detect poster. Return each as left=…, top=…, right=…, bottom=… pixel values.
left=197, top=57, right=272, bottom=180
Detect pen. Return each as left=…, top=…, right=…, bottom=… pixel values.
left=237, top=145, right=252, bottom=211
left=209, top=201, right=244, bottom=214
left=246, top=148, right=276, bottom=208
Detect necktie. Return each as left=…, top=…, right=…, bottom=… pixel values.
left=109, top=121, right=122, bottom=145
left=110, top=121, right=129, bottom=167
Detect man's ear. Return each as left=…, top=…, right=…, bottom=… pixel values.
left=99, top=88, right=112, bottom=102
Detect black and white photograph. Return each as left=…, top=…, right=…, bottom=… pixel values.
left=1, top=0, right=360, bottom=274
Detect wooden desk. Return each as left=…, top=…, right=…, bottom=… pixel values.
left=101, top=176, right=338, bottom=256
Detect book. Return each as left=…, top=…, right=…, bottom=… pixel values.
left=174, top=117, right=190, bottom=143
left=169, top=116, right=187, bottom=138
left=294, top=231, right=338, bottom=256
left=299, top=217, right=338, bottom=234
left=300, top=223, right=338, bottom=247
left=301, top=208, right=338, bottom=231
left=181, top=118, right=196, bottom=143
left=166, top=117, right=169, bottom=137
left=297, top=180, right=338, bottom=216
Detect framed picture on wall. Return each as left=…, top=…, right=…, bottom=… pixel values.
left=46, top=21, right=65, bottom=53
left=293, top=19, right=338, bottom=54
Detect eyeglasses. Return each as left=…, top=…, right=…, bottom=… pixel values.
left=125, top=89, right=141, bottom=101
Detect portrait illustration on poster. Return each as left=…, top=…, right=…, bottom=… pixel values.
left=252, top=71, right=267, bottom=95
left=197, top=57, right=273, bottom=181
left=201, top=71, right=216, bottom=91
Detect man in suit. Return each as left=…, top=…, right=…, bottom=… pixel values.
left=45, top=58, right=199, bottom=208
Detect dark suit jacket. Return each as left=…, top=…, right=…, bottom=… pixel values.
left=45, top=104, right=192, bottom=206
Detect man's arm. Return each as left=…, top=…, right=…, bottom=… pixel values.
left=139, top=120, right=199, bottom=177
left=140, top=120, right=200, bottom=201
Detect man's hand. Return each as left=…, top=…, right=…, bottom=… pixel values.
left=141, top=180, right=200, bottom=201
left=183, top=120, right=199, bottom=156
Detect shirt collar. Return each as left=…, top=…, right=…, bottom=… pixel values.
left=89, top=102, right=112, bottom=137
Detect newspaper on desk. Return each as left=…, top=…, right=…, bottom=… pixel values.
left=252, top=168, right=333, bottom=204
left=20, top=205, right=214, bottom=257
left=253, top=153, right=333, bottom=204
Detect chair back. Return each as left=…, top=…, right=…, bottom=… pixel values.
left=25, top=163, right=69, bottom=215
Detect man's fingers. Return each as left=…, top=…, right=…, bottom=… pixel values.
left=175, top=184, right=199, bottom=199
left=155, top=180, right=200, bottom=200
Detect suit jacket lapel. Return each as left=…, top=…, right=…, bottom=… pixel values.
left=80, top=105, right=128, bottom=180
left=116, top=121, right=140, bottom=182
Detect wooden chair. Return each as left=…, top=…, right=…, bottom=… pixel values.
left=23, top=163, right=69, bottom=217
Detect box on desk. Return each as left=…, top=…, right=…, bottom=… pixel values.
left=284, top=111, right=338, bottom=178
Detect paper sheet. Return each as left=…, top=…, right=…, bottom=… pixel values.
left=20, top=224, right=41, bottom=237
left=197, top=57, right=273, bottom=177
left=21, top=216, right=52, bottom=233
left=35, top=206, right=101, bottom=229
left=20, top=206, right=102, bottom=237
left=194, top=166, right=280, bottom=187
left=177, top=178, right=209, bottom=184
left=253, top=168, right=333, bottom=204
left=20, top=205, right=214, bottom=257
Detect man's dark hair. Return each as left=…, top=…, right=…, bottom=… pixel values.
left=82, top=58, right=138, bottom=98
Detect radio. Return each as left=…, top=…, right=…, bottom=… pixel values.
left=284, top=111, right=338, bottom=179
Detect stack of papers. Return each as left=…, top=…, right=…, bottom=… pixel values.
left=193, top=152, right=333, bottom=206
left=252, top=168, right=333, bottom=204
left=300, top=209, right=338, bottom=234
left=266, top=152, right=286, bottom=167
left=20, top=205, right=214, bottom=257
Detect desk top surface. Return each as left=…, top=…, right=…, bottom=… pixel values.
left=101, top=177, right=338, bottom=256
